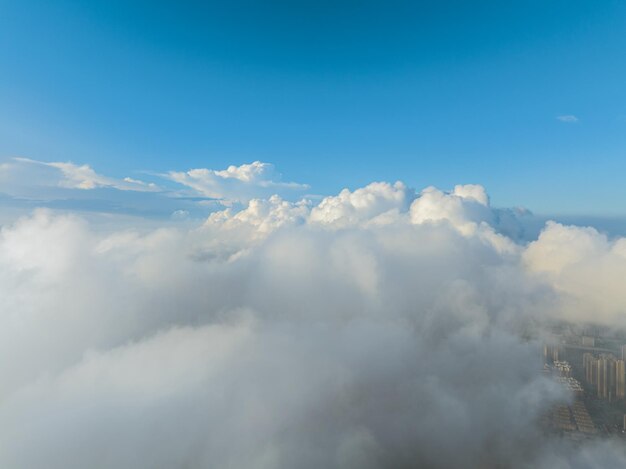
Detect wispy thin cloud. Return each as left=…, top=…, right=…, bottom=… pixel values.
left=0, top=158, right=311, bottom=219
left=556, top=114, right=579, bottom=123
left=13, top=157, right=160, bottom=192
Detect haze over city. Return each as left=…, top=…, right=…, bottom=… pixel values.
left=2, top=1, right=626, bottom=468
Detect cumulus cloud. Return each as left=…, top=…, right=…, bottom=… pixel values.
left=0, top=157, right=600, bottom=243
left=1, top=177, right=626, bottom=468
left=524, top=221, right=626, bottom=326
left=410, top=184, right=493, bottom=233
left=205, top=195, right=309, bottom=234
left=167, top=161, right=309, bottom=202
left=309, top=181, right=413, bottom=228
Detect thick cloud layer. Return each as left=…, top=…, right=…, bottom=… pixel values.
left=1, top=182, right=626, bottom=468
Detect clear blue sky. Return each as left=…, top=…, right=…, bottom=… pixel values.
left=1, top=0, right=626, bottom=214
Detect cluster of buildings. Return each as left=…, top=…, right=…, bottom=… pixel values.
left=543, top=360, right=583, bottom=396
left=544, top=339, right=626, bottom=402
left=552, top=360, right=572, bottom=377
left=544, top=344, right=562, bottom=363
left=544, top=401, right=596, bottom=436
left=542, top=357, right=593, bottom=435
left=543, top=332, right=626, bottom=437
left=582, top=352, right=626, bottom=401
left=570, top=400, right=596, bottom=434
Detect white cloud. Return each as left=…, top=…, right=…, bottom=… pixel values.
left=0, top=202, right=572, bottom=468
left=409, top=184, right=492, bottom=233
left=556, top=115, right=579, bottom=123
left=3, top=167, right=626, bottom=467
left=524, top=221, right=626, bottom=325
left=171, top=209, right=190, bottom=220
left=167, top=161, right=309, bottom=202
left=14, top=157, right=160, bottom=191
left=0, top=157, right=607, bottom=245
left=205, top=195, right=309, bottom=233
left=309, top=181, right=413, bottom=228
left=0, top=158, right=263, bottom=220
left=198, top=195, right=311, bottom=256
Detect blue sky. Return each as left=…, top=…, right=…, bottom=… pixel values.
left=1, top=0, right=626, bottom=215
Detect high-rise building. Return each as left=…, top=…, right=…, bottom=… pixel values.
left=597, top=355, right=609, bottom=399
left=583, top=353, right=625, bottom=401
left=601, top=354, right=618, bottom=400
left=617, top=360, right=626, bottom=400
left=608, top=357, right=617, bottom=402
left=582, top=336, right=596, bottom=347
left=543, top=344, right=560, bottom=363
left=584, top=353, right=593, bottom=383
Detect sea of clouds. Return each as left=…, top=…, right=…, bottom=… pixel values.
left=2, top=174, right=626, bottom=468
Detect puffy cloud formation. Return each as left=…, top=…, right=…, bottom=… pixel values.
left=205, top=195, right=310, bottom=234
left=525, top=221, right=626, bottom=326
left=410, top=184, right=492, bottom=234
left=2, top=180, right=626, bottom=468
left=309, top=181, right=412, bottom=228
left=167, top=161, right=309, bottom=202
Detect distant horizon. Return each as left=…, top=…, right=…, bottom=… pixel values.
left=4, top=156, right=626, bottom=239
